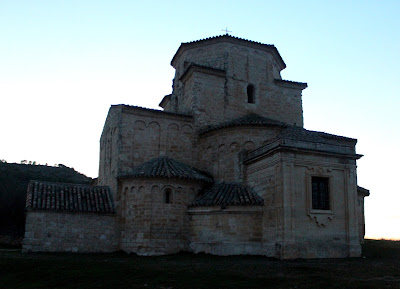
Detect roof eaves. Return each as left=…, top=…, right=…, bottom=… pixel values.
left=114, top=104, right=193, bottom=118
left=171, top=34, right=286, bottom=70
left=244, top=140, right=362, bottom=164
left=274, top=79, right=308, bottom=90
left=159, top=94, right=171, bottom=109
left=117, top=157, right=213, bottom=183
left=357, top=186, right=370, bottom=197
left=26, top=180, right=116, bottom=214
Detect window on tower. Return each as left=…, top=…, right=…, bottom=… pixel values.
left=247, top=84, right=255, bottom=104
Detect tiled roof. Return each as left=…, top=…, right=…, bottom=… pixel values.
left=113, top=104, right=193, bottom=118
left=245, top=125, right=358, bottom=162
left=172, top=34, right=286, bottom=69
left=25, top=181, right=115, bottom=214
left=199, top=113, right=288, bottom=135
left=183, top=34, right=275, bottom=48
left=190, top=183, right=264, bottom=207
left=118, top=156, right=213, bottom=183
left=277, top=125, right=356, bottom=143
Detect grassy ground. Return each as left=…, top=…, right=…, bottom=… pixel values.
left=0, top=240, right=399, bottom=289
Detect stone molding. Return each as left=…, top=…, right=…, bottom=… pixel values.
left=179, top=64, right=226, bottom=84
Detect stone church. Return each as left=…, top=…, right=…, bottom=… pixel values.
left=23, top=35, right=369, bottom=259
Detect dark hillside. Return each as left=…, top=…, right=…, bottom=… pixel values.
left=0, top=162, right=92, bottom=242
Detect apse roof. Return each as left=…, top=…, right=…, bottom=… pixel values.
left=190, top=182, right=264, bottom=207
left=199, top=113, right=287, bottom=135
left=118, top=156, right=213, bottom=183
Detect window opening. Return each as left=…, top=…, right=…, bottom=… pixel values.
left=247, top=84, right=255, bottom=103
left=312, top=177, right=330, bottom=210
left=164, top=188, right=172, bottom=204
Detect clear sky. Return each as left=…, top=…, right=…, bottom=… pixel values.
left=1, top=0, right=399, bottom=239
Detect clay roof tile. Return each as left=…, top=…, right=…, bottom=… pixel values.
left=190, top=183, right=264, bottom=207
left=118, top=156, right=213, bottom=183
left=25, top=181, right=115, bottom=214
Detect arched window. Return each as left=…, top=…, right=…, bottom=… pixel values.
left=247, top=84, right=255, bottom=104
left=164, top=188, right=173, bottom=204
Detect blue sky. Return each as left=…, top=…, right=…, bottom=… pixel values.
left=1, top=0, right=399, bottom=239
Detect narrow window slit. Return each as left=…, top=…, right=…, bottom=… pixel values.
left=247, top=84, right=255, bottom=103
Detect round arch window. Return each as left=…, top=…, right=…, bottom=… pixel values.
left=164, top=188, right=173, bottom=204
left=247, top=84, right=255, bottom=103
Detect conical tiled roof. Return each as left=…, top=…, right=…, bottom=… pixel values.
left=199, top=113, right=287, bottom=135
left=118, top=156, right=213, bottom=183
left=25, top=181, right=115, bottom=214
left=190, top=183, right=264, bottom=207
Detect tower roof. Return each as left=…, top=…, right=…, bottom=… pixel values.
left=118, top=156, right=213, bottom=183
left=171, top=34, right=286, bottom=70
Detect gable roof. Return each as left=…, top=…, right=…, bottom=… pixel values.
left=26, top=181, right=115, bottom=214
left=171, top=34, right=286, bottom=70
left=118, top=156, right=213, bottom=183
left=199, top=113, right=288, bottom=135
left=190, top=183, right=264, bottom=207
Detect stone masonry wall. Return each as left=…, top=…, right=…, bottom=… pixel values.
left=197, top=126, right=282, bottom=182
left=183, top=71, right=226, bottom=126
left=118, top=178, right=202, bottom=255
left=23, top=211, right=118, bottom=253
left=188, top=207, right=265, bottom=256
left=245, top=153, right=281, bottom=257
left=357, top=194, right=366, bottom=242
left=246, top=150, right=361, bottom=259
left=98, top=106, right=195, bottom=213
left=98, top=106, right=121, bottom=195
left=118, top=107, right=195, bottom=174
left=170, top=41, right=304, bottom=128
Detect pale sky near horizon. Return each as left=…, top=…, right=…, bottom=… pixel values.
left=0, top=0, right=399, bottom=239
